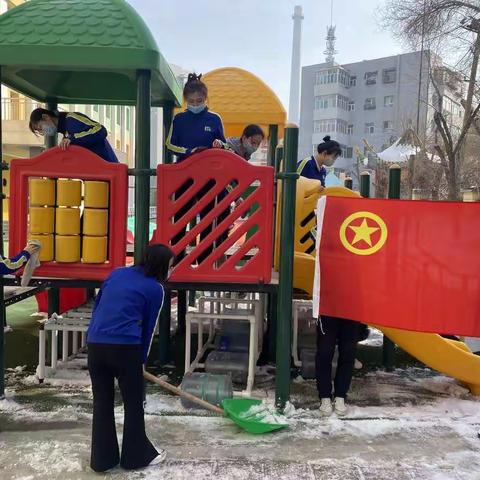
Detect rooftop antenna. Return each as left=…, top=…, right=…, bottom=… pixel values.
left=324, top=0, right=337, bottom=64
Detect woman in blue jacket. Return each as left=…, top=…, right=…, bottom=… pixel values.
left=87, top=244, right=175, bottom=472
left=29, top=108, right=118, bottom=163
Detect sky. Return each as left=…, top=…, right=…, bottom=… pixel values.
left=127, top=0, right=405, bottom=110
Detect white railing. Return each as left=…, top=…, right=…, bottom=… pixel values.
left=1, top=97, right=42, bottom=121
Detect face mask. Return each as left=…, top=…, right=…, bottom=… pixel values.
left=42, top=124, right=57, bottom=137
left=323, top=157, right=336, bottom=167
left=187, top=104, right=206, bottom=114
left=242, top=139, right=257, bottom=155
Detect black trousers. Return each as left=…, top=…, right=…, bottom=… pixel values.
left=316, top=316, right=360, bottom=399
left=87, top=343, right=158, bottom=472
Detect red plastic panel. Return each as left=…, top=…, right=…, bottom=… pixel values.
left=153, top=150, right=274, bottom=283
left=9, top=146, right=127, bottom=281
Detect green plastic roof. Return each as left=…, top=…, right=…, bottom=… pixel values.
left=0, top=0, right=182, bottom=106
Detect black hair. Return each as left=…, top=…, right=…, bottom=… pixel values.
left=183, top=73, right=208, bottom=99
left=241, top=124, right=265, bottom=140
left=138, top=244, right=176, bottom=283
left=317, top=135, right=342, bottom=157
left=29, top=108, right=58, bottom=134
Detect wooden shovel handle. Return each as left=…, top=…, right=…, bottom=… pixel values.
left=143, top=371, right=225, bottom=416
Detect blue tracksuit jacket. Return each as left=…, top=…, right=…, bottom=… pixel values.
left=57, top=112, right=119, bottom=163
left=87, top=266, right=164, bottom=363
left=297, top=156, right=327, bottom=187
left=166, top=108, right=226, bottom=161
left=0, top=250, right=30, bottom=275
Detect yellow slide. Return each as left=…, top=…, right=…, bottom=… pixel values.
left=294, top=252, right=480, bottom=396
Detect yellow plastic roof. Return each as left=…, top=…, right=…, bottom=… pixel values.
left=179, top=67, right=286, bottom=137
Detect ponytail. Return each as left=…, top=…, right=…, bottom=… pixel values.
left=183, top=73, right=208, bottom=98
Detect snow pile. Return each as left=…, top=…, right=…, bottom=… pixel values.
left=238, top=402, right=288, bottom=425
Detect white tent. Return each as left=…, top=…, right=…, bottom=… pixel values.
left=377, top=138, right=419, bottom=163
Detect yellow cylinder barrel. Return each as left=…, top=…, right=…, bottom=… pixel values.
left=55, top=235, right=80, bottom=263
left=56, top=179, right=82, bottom=207
left=83, top=208, right=108, bottom=236
left=28, top=234, right=54, bottom=262
left=82, top=236, right=107, bottom=264
left=29, top=207, right=54, bottom=234
left=84, top=181, right=109, bottom=208
left=56, top=208, right=80, bottom=235
left=29, top=178, right=55, bottom=206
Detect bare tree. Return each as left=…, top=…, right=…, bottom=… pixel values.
left=381, top=0, right=480, bottom=199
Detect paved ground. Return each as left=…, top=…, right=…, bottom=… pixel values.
left=1, top=358, right=479, bottom=480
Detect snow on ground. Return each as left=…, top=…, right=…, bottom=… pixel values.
left=1, top=355, right=480, bottom=480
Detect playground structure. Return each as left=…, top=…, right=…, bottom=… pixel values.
left=0, top=0, right=478, bottom=410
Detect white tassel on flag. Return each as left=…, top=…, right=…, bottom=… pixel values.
left=312, top=196, right=327, bottom=319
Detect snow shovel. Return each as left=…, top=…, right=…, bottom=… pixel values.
left=143, top=371, right=288, bottom=434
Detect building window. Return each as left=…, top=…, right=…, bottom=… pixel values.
left=365, top=122, right=375, bottom=134
left=314, top=119, right=348, bottom=134
left=315, top=94, right=349, bottom=110
left=116, top=106, right=122, bottom=125
left=382, top=67, right=397, bottom=84
left=116, top=139, right=121, bottom=149
left=349, top=76, right=357, bottom=87
left=315, top=68, right=350, bottom=87
left=364, top=71, right=377, bottom=85
left=347, top=124, right=353, bottom=135
left=384, top=95, right=394, bottom=107
left=347, top=101, right=355, bottom=112
left=364, top=97, right=376, bottom=110
left=383, top=120, right=394, bottom=131
left=93, top=105, right=99, bottom=113
left=345, top=147, right=353, bottom=158
left=105, top=105, right=111, bottom=119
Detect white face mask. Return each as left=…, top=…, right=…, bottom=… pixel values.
left=323, top=156, right=336, bottom=167
left=242, top=139, right=257, bottom=155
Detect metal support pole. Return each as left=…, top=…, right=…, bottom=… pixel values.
left=275, top=144, right=284, bottom=176
left=163, top=102, right=174, bottom=165
left=45, top=101, right=60, bottom=325
left=0, top=65, right=4, bottom=397
left=275, top=125, right=298, bottom=410
left=134, top=70, right=151, bottom=263
left=267, top=124, right=278, bottom=168
left=360, top=171, right=371, bottom=198
left=383, top=164, right=401, bottom=371
left=157, top=291, right=171, bottom=365
left=344, top=177, right=353, bottom=190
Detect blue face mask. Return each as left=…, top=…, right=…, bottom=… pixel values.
left=187, top=104, right=206, bottom=114
left=242, top=139, right=257, bottom=155
left=42, top=124, right=57, bottom=137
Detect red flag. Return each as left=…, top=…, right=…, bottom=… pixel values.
left=314, top=196, right=480, bottom=336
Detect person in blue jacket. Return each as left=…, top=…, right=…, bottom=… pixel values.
left=0, top=243, right=39, bottom=275
left=296, top=135, right=342, bottom=187
left=86, top=244, right=175, bottom=472
left=166, top=73, right=229, bottom=261
left=29, top=108, right=118, bottom=163
left=166, top=73, right=225, bottom=161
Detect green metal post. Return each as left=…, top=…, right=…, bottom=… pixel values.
left=0, top=65, right=5, bottom=397
left=360, top=172, right=371, bottom=198
left=134, top=70, right=151, bottom=263
left=275, top=125, right=298, bottom=410
left=383, top=164, right=401, bottom=371
left=45, top=101, right=59, bottom=322
left=157, top=101, right=174, bottom=365
left=275, top=144, right=284, bottom=175
left=267, top=124, right=278, bottom=168
left=157, top=292, right=171, bottom=365
left=163, top=102, right=174, bottom=165
left=344, top=177, right=353, bottom=190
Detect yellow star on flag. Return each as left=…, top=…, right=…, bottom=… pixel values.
left=348, top=219, right=379, bottom=247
